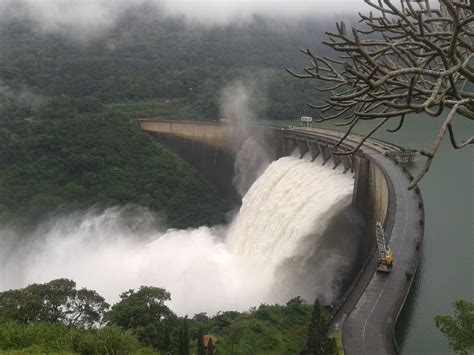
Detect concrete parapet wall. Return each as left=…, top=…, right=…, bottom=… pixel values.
left=140, top=119, right=234, bottom=153
left=369, top=158, right=390, bottom=231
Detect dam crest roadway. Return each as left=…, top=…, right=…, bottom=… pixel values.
left=139, top=119, right=425, bottom=355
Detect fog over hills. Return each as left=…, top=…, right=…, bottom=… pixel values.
left=0, top=0, right=365, bottom=32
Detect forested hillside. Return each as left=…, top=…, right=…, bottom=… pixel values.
left=0, top=10, right=335, bottom=120
left=0, top=96, right=228, bottom=228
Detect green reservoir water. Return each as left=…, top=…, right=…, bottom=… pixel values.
left=264, top=114, right=473, bottom=354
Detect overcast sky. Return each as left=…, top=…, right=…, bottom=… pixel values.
left=0, top=0, right=368, bottom=35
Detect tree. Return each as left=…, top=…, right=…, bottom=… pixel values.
left=161, top=326, right=172, bottom=353
left=108, top=286, right=174, bottom=330
left=178, top=319, right=190, bottom=355
left=197, top=326, right=206, bottom=355
left=303, top=299, right=330, bottom=355
left=0, top=279, right=109, bottom=328
left=208, top=337, right=215, bottom=355
left=435, top=300, right=474, bottom=355
left=288, top=0, right=473, bottom=188
left=227, top=323, right=244, bottom=355
left=107, top=286, right=176, bottom=350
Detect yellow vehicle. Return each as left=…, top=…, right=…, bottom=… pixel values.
left=376, top=222, right=393, bottom=273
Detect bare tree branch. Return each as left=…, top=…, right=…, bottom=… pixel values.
left=288, top=0, right=473, bottom=188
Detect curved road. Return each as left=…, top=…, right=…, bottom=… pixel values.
left=341, top=151, right=423, bottom=355
left=290, top=128, right=424, bottom=355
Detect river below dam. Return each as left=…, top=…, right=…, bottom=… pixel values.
left=264, top=114, right=473, bottom=355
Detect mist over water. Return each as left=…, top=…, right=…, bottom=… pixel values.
left=0, top=154, right=359, bottom=316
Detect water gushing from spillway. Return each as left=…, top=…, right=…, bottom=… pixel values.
left=228, top=154, right=353, bottom=269
left=0, top=154, right=359, bottom=316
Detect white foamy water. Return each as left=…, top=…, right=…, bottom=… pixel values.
left=0, top=154, right=356, bottom=316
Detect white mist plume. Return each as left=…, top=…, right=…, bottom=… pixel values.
left=233, top=137, right=271, bottom=197
left=0, top=155, right=358, bottom=315
left=219, top=81, right=257, bottom=123
left=219, top=80, right=271, bottom=196
left=0, top=80, right=45, bottom=109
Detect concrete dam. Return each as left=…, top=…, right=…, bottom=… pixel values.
left=139, top=119, right=425, bottom=355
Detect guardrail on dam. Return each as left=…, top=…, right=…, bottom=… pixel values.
left=138, top=119, right=424, bottom=355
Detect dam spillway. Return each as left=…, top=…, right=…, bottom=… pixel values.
left=228, top=154, right=354, bottom=265
left=139, top=119, right=425, bottom=355
left=227, top=153, right=360, bottom=305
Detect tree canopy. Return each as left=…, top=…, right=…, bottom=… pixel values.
left=0, top=279, right=109, bottom=328
left=0, top=279, right=326, bottom=354
left=0, top=96, right=228, bottom=229
left=0, top=12, right=329, bottom=121
left=435, top=299, right=474, bottom=355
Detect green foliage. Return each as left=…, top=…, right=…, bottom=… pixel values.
left=329, top=331, right=344, bottom=355
left=0, top=278, right=323, bottom=354
left=108, top=286, right=176, bottom=351
left=0, top=98, right=228, bottom=229
left=0, top=321, right=152, bottom=354
left=303, top=298, right=332, bottom=354
left=178, top=319, right=190, bottom=355
left=197, top=326, right=205, bottom=355
left=188, top=298, right=315, bottom=354
left=435, top=300, right=474, bottom=355
left=0, top=278, right=109, bottom=328
left=109, top=286, right=174, bottom=329
left=208, top=337, right=215, bottom=354
left=0, top=12, right=330, bottom=121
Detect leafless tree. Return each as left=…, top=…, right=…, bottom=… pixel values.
left=287, top=0, right=473, bottom=188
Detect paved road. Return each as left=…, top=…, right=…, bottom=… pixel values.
left=289, top=128, right=424, bottom=355
left=341, top=151, right=423, bottom=355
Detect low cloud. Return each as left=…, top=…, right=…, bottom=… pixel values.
left=0, top=0, right=367, bottom=39
left=0, top=80, right=45, bottom=109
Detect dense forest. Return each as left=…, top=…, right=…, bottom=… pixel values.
left=0, top=96, right=228, bottom=229
left=0, top=9, right=335, bottom=120
left=0, top=279, right=339, bottom=354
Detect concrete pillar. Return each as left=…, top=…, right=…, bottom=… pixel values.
left=341, top=155, right=352, bottom=174
left=307, top=139, right=320, bottom=161
left=274, top=129, right=287, bottom=159
left=283, top=136, right=296, bottom=156
left=331, top=149, right=342, bottom=169
left=318, top=142, right=331, bottom=165
left=297, top=139, right=309, bottom=158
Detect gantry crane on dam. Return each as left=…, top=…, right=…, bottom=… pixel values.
left=376, top=222, right=393, bottom=273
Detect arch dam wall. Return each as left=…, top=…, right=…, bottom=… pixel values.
left=139, top=119, right=388, bottom=257
left=138, top=119, right=424, bottom=355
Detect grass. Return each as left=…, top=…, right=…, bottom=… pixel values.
left=330, top=331, right=345, bottom=355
